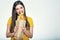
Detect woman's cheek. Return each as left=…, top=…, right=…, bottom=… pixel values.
left=16, top=11, right=19, bottom=14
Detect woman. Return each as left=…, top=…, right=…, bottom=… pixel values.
left=6, top=0, right=34, bottom=40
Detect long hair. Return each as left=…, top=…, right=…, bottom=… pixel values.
left=10, top=0, right=30, bottom=33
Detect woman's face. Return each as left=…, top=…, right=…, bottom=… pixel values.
left=15, top=4, right=24, bottom=15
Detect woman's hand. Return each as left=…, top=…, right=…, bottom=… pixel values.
left=6, top=25, right=15, bottom=37
left=14, top=26, right=18, bottom=33
left=22, top=26, right=26, bottom=33
left=22, top=26, right=33, bottom=38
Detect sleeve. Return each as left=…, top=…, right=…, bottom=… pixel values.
left=7, top=17, right=12, bottom=26
left=28, top=17, right=34, bottom=27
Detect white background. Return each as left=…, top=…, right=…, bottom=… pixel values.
left=0, top=0, right=60, bottom=40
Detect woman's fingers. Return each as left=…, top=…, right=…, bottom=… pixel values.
left=14, top=26, right=18, bottom=33
left=22, top=26, right=26, bottom=32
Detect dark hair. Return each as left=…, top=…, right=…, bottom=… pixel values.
left=10, top=0, right=30, bottom=33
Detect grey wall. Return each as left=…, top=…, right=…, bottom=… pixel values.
left=0, top=0, right=60, bottom=40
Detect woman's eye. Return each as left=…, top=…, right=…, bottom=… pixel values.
left=20, top=7, right=23, bottom=9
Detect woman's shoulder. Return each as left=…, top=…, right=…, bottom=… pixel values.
left=8, top=16, right=32, bottom=20
left=27, top=16, right=33, bottom=20
left=8, top=17, right=12, bottom=21
left=7, top=17, right=12, bottom=25
left=27, top=16, right=34, bottom=27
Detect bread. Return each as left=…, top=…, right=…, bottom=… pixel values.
left=14, top=13, right=26, bottom=40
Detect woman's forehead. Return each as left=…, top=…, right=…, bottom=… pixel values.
left=16, top=4, right=23, bottom=8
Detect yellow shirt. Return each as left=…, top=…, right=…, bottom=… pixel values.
left=7, top=16, right=34, bottom=40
